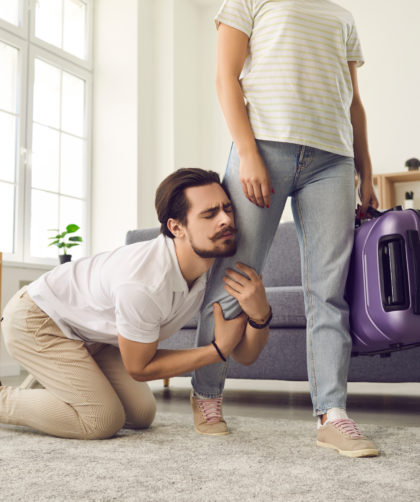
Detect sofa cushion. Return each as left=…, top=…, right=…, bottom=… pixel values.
left=262, top=222, right=302, bottom=287
left=266, top=286, right=306, bottom=328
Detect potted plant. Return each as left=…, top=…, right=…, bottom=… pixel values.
left=405, top=158, right=420, bottom=171
left=48, top=224, right=83, bottom=264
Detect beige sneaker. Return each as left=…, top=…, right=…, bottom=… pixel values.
left=190, top=391, right=229, bottom=436
left=317, top=417, right=379, bottom=458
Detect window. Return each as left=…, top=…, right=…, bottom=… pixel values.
left=0, top=0, right=92, bottom=265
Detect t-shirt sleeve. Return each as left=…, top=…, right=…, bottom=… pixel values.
left=346, top=17, right=364, bottom=67
left=214, top=0, right=254, bottom=38
left=115, top=284, right=162, bottom=343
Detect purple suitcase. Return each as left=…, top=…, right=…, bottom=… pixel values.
left=347, top=207, right=420, bottom=356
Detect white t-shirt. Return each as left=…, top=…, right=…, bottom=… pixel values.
left=28, top=235, right=208, bottom=346
left=215, top=0, right=364, bottom=157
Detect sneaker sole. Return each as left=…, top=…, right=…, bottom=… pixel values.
left=194, top=426, right=229, bottom=436
left=316, top=440, right=379, bottom=458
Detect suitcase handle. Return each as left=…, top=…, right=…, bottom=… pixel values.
left=407, top=230, right=420, bottom=315
left=378, top=235, right=409, bottom=311
left=356, top=205, right=403, bottom=228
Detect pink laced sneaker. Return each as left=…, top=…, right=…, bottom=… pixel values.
left=329, top=418, right=365, bottom=438
left=190, top=391, right=229, bottom=435
left=317, top=417, right=379, bottom=458
left=197, top=396, right=223, bottom=424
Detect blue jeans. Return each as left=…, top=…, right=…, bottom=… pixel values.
left=191, top=140, right=355, bottom=416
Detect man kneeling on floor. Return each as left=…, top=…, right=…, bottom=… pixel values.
left=0, top=168, right=271, bottom=439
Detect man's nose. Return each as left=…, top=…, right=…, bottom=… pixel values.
left=219, top=209, right=234, bottom=226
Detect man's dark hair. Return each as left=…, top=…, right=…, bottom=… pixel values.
left=155, top=168, right=222, bottom=238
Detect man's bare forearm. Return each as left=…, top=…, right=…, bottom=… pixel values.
left=231, top=324, right=269, bottom=366
left=132, top=346, right=220, bottom=382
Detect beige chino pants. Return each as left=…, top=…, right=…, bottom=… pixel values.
left=0, top=288, right=156, bottom=439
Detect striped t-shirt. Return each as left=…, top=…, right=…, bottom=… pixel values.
left=215, top=0, right=364, bottom=157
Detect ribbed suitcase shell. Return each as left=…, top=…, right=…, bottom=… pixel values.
left=347, top=209, right=420, bottom=356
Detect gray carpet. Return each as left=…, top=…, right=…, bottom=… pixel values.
left=0, top=412, right=419, bottom=502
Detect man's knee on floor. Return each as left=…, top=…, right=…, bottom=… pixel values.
left=125, top=395, right=157, bottom=430
left=79, top=402, right=126, bottom=440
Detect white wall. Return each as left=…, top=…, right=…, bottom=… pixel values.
left=91, top=0, right=420, bottom=243
left=198, top=3, right=232, bottom=175
left=336, top=0, right=420, bottom=174
left=173, top=0, right=200, bottom=170
left=92, top=0, right=420, bottom=239
left=137, top=0, right=175, bottom=231
left=92, top=0, right=139, bottom=254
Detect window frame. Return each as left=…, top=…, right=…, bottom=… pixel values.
left=29, top=0, right=93, bottom=71
left=0, top=29, right=28, bottom=263
left=0, top=0, right=29, bottom=39
left=24, top=45, right=92, bottom=266
left=1, top=0, right=93, bottom=267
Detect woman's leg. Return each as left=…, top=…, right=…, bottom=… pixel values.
left=92, top=344, right=156, bottom=429
left=192, top=141, right=299, bottom=397
left=0, top=289, right=125, bottom=439
left=291, top=148, right=355, bottom=416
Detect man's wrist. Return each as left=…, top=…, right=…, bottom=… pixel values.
left=248, top=305, right=272, bottom=329
left=248, top=305, right=272, bottom=325
left=212, top=339, right=227, bottom=362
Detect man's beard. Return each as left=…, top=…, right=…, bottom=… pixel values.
left=191, top=239, right=237, bottom=258
left=188, top=227, right=238, bottom=258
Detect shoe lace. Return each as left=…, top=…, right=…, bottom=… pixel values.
left=330, top=418, right=365, bottom=439
left=197, top=397, right=223, bottom=424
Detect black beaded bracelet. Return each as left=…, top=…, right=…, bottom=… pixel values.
left=248, top=306, right=273, bottom=329
left=212, top=339, right=226, bottom=362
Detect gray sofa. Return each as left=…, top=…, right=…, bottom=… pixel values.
left=126, top=222, right=420, bottom=383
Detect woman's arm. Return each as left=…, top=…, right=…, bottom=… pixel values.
left=216, top=23, right=272, bottom=209
left=348, top=61, right=379, bottom=213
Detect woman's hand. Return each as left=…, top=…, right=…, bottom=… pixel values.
left=239, top=151, right=273, bottom=208
left=358, top=177, right=379, bottom=215
left=223, top=263, right=270, bottom=322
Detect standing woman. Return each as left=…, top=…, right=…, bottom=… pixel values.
left=190, top=0, right=380, bottom=458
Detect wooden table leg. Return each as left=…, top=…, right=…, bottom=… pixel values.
left=19, top=374, right=38, bottom=389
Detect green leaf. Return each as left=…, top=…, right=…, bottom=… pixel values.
left=48, top=240, right=60, bottom=246
left=66, top=224, right=80, bottom=233
left=68, top=236, right=83, bottom=242
left=57, top=243, right=65, bottom=249
left=66, top=243, right=80, bottom=249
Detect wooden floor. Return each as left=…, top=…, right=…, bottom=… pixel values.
left=149, top=377, right=420, bottom=427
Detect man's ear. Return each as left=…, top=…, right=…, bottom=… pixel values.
left=167, top=218, right=185, bottom=238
